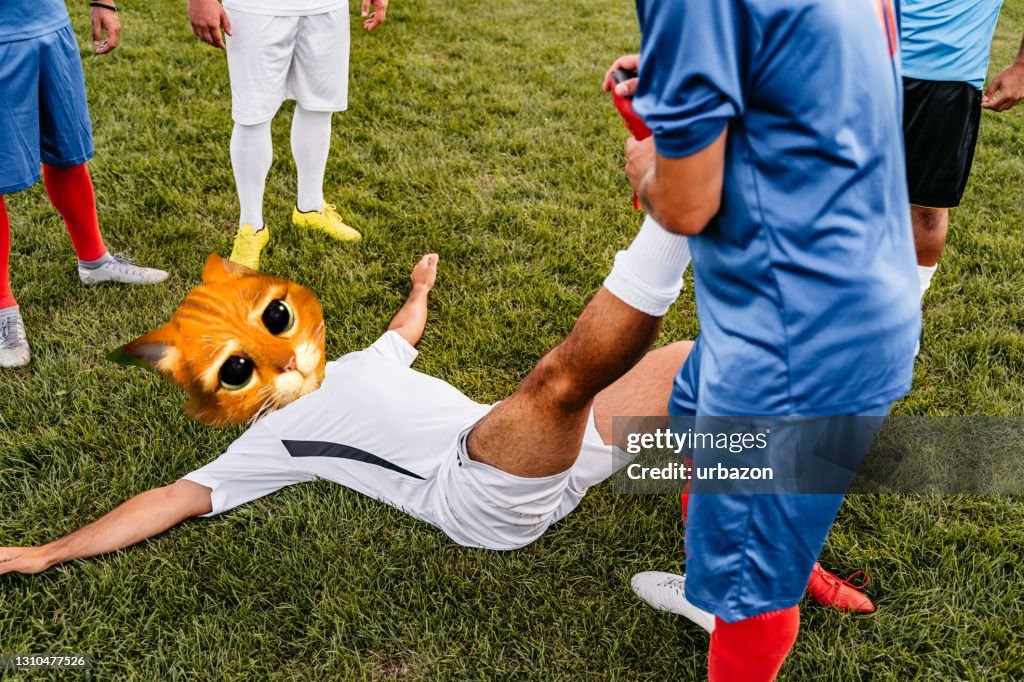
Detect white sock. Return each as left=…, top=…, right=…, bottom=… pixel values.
left=917, top=263, right=937, bottom=303
left=291, top=105, right=333, bottom=213
left=231, top=121, right=273, bottom=231
left=603, top=215, right=692, bottom=316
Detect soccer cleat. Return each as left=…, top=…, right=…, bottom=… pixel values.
left=805, top=563, right=875, bottom=613
left=292, top=202, right=361, bottom=242
left=78, top=253, right=168, bottom=286
left=631, top=571, right=717, bottom=633
left=0, top=308, right=30, bottom=368
left=229, top=224, right=270, bottom=271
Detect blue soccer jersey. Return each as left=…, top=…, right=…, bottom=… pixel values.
left=901, top=0, right=1004, bottom=89
left=0, top=0, right=71, bottom=43
left=634, top=0, right=920, bottom=417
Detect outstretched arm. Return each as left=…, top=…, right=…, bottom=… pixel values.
left=387, top=254, right=438, bottom=347
left=0, top=480, right=212, bottom=576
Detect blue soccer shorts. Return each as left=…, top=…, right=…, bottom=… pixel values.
left=0, top=25, right=94, bottom=195
left=669, top=334, right=890, bottom=623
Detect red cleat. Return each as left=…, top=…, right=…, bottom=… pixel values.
left=805, top=563, right=875, bottom=613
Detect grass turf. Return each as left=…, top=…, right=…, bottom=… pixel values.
left=2, top=1, right=1024, bottom=679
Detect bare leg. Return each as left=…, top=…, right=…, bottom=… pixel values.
left=911, top=205, right=947, bottom=267
left=592, top=340, right=693, bottom=446
left=467, top=288, right=662, bottom=478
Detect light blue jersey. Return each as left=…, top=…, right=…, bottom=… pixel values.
left=0, top=0, right=71, bottom=43
left=901, top=0, right=1004, bottom=88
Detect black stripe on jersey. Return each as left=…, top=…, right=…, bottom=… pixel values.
left=282, top=440, right=425, bottom=480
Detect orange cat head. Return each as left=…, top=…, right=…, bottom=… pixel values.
left=113, top=254, right=327, bottom=427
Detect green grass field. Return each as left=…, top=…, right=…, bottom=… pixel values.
left=2, top=1, right=1024, bottom=679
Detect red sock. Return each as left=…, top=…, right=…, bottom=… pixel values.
left=42, top=163, right=107, bottom=262
left=708, top=606, right=800, bottom=682
left=680, top=456, right=693, bottom=523
left=0, top=196, right=14, bottom=309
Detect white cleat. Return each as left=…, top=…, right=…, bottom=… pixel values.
left=631, top=571, right=717, bottom=633
left=0, top=308, right=31, bottom=368
left=78, top=253, right=168, bottom=286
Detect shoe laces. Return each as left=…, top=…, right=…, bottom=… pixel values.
left=107, top=253, right=140, bottom=270
left=656, top=575, right=687, bottom=597
left=322, top=202, right=342, bottom=219
left=817, top=565, right=870, bottom=598
left=0, top=314, right=27, bottom=348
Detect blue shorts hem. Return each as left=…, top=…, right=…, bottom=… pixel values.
left=39, top=149, right=94, bottom=169
left=687, top=592, right=803, bottom=624
left=0, top=173, right=41, bottom=195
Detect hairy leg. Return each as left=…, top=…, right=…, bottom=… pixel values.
left=467, top=288, right=662, bottom=478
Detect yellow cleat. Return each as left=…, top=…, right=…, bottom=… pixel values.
left=292, top=202, right=361, bottom=242
left=229, top=224, right=270, bottom=270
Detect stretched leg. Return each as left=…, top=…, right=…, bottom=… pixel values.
left=467, top=216, right=691, bottom=477
left=228, top=120, right=273, bottom=269
left=912, top=204, right=946, bottom=302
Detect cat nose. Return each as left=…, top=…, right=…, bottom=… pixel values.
left=283, top=355, right=297, bottom=372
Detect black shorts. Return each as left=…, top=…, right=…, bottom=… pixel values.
left=902, top=77, right=982, bottom=209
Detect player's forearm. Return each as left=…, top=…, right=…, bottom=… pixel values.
left=387, top=284, right=431, bottom=347
left=636, top=129, right=728, bottom=236
left=40, top=482, right=211, bottom=570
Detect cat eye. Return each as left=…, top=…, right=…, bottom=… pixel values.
left=262, top=299, right=295, bottom=335
left=219, top=355, right=254, bottom=390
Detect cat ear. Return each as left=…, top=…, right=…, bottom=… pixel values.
left=110, top=325, right=186, bottom=388
left=203, top=253, right=257, bottom=284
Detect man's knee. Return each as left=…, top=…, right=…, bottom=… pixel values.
left=519, top=352, right=592, bottom=415
left=911, top=205, right=948, bottom=233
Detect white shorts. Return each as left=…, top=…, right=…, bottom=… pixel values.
left=224, top=6, right=350, bottom=124
left=433, top=410, right=631, bottom=550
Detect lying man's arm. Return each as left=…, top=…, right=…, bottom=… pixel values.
left=0, top=480, right=212, bottom=575
left=387, top=253, right=438, bottom=347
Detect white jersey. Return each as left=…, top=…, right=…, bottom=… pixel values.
left=182, top=332, right=625, bottom=550
left=222, top=0, right=346, bottom=17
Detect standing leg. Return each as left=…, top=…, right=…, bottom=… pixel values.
left=42, top=163, right=166, bottom=286
left=291, top=105, right=331, bottom=213
left=0, top=197, right=14, bottom=310
left=288, top=8, right=359, bottom=242
left=911, top=205, right=946, bottom=302
left=0, top=196, right=29, bottom=368
left=227, top=120, right=274, bottom=270
left=289, top=106, right=359, bottom=242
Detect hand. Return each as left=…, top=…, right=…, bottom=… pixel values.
left=410, top=253, right=438, bottom=291
left=362, top=0, right=388, bottom=31
left=90, top=7, right=121, bottom=54
left=625, top=136, right=656, bottom=194
left=603, top=53, right=640, bottom=97
left=0, top=547, right=51, bottom=576
left=188, top=0, right=232, bottom=49
left=982, top=62, right=1024, bottom=112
